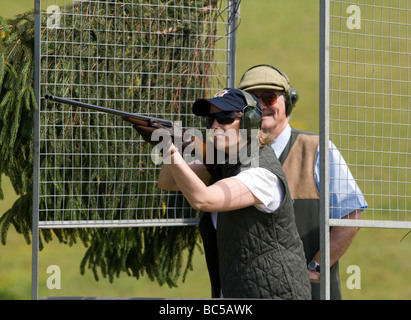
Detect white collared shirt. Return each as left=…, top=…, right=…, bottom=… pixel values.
left=270, top=124, right=367, bottom=219
left=270, top=124, right=292, bottom=159
left=211, top=167, right=285, bottom=229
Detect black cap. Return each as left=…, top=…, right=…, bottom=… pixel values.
left=192, top=88, right=262, bottom=119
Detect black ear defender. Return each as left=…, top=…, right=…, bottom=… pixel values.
left=265, top=65, right=298, bottom=115
left=239, top=89, right=262, bottom=139
left=241, top=64, right=299, bottom=117
left=286, top=87, right=299, bottom=116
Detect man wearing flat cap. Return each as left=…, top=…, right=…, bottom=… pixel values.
left=238, top=64, right=367, bottom=300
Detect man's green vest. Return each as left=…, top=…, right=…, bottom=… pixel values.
left=199, top=145, right=311, bottom=299
left=278, top=127, right=341, bottom=300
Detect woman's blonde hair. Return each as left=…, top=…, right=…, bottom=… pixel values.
left=236, top=111, right=273, bottom=147
left=258, top=129, right=274, bottom=146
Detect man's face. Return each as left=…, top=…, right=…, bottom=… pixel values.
left=248, top=89, right=288, bottom=138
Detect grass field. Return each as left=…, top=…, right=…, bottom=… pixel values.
left=1, top=0, right=411, bottom=300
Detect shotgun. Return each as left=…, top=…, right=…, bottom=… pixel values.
left=44, top=94, right=173, bottom=128
left=44, top=94, right=214, bottom=165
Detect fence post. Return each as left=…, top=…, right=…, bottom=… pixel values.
left=227, top=0, right=240, bottom=87
left=32, top=0, right=41, bottom=301
left=319, top=0, right=330, bottom=301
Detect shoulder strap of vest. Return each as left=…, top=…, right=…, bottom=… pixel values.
left=278, top=127, right=299, bottom=164
left=278, top=127, right=317, bottom=164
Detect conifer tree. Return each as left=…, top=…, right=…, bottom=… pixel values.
left=0, top=0, right=220, bottom=287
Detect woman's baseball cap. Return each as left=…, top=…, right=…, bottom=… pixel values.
left=192, top=88, right=261, bottom=118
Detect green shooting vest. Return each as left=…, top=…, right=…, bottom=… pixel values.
left=199, top=145, right=311, bottom=300
left=278, top=127, right=341, bottom=300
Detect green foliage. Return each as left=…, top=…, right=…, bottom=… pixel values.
left=0, top=0, right=219, bottom=288
left=80, top=226, right=200, bottom=287
left=0, top=12, right=38, bottom=246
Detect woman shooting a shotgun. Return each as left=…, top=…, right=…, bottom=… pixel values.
left=133, top=88, right=311, bottom=300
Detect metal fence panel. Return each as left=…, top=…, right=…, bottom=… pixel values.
left=327, top=0, right=410, bottom=229
left=34, top=0, right=238, bottom=229
left=320, top=0, right=410, bottom=300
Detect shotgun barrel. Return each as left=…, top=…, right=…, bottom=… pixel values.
left=44, top=94, right=173, bottom=128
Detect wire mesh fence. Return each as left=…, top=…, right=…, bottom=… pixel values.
left=36, top=0, right=237, bottom=228
left=327, top=0, right=410, bottom=227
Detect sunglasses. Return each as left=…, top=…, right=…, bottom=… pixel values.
left=254, top=91, right=284, bottom=106
left=204, top=111, right=242, bottom=128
